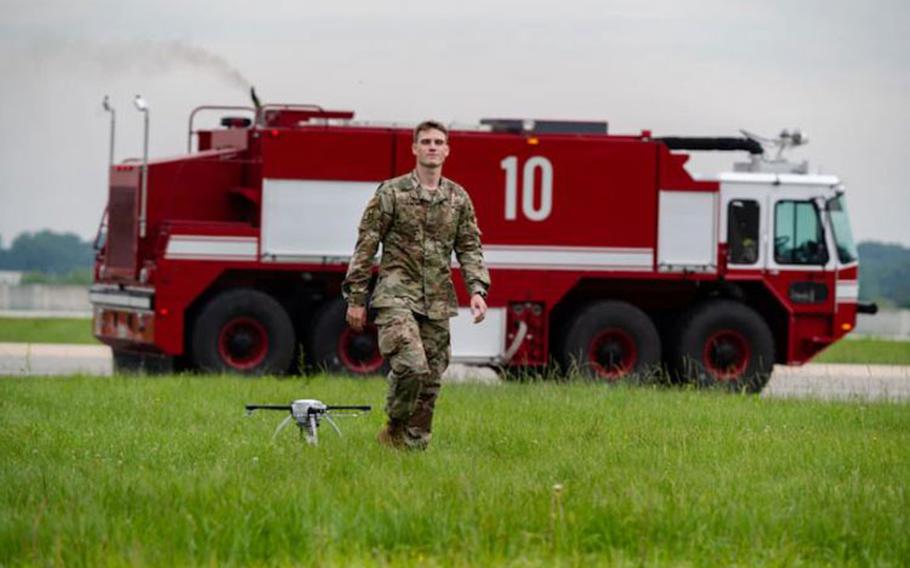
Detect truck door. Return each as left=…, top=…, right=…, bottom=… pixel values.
left=767, top=185, right=836, bottom=360
left=723, top=195, right=764, bottom=270
left=719, top=177, right=771, bottom=272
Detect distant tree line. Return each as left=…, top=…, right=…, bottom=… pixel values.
left=857, top=242, right=910, bottom=309
left=0, top=230, right=908, bottom=307
left=0, top=230, right=95, bottom=285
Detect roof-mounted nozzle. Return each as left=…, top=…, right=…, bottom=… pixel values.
left=656, top=128, right=812, bottom=174
left=741, top=128, right=808, bottom=159
left=735, top=129, right=810, bottom=174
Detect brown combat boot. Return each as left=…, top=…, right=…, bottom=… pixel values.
left=405, top=406, right=434, bottom=451
left=376, top=419, right=407, bottom=449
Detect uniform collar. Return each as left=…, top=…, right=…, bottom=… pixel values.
left=409, top=170, right=450, bottom=204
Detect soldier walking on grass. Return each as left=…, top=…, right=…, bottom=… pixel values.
left=342, top=120, right=490, bottom=450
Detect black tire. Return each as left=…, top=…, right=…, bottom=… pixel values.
left=191, top=288, right=295, bottom=375
left=559, top=300, right=661, bottom=381
left=673, top=300, right=774, bottom=393
left=309, top=297, right=388, bottom=377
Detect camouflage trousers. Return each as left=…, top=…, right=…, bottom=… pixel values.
left=375, top=308, right=451, bottom=449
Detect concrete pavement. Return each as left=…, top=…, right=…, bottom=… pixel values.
left=0, top=343, right=112, bottom=376
left=762, top=363, right=910, bottom=401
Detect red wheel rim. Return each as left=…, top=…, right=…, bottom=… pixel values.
left=702, top=329, right=751, bottom=380
left=338, top=324, right=384, bottom=374
left=587, top=328, right=638, bottom=380
left=218, top=317, right=268, bottom=370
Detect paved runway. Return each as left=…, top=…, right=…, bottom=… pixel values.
left=1, top=342, right=908, bottom=402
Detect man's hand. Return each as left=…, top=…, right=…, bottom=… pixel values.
left=470, top=293, right=487, bottom=323
left=346, top=305, right=367, bottom=332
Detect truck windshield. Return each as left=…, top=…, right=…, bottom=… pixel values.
left=826, top=194, right=858, bottom=264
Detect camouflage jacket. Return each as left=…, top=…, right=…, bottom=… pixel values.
left=342, top=171, right=490, bottom=319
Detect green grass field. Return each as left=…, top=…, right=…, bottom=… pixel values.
left=815, top=337, right=910, bottom=365
left=0, top=318, right=97, bottom=345
left=2, top=375, right=908, bottom=565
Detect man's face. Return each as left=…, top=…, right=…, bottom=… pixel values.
left=412, top=128, right=449, bottom=169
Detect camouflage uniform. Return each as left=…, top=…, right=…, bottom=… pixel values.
left=342, top=171, right=490, bottom=448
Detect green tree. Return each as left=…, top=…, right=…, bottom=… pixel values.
left=858, top=242, right=910, bottom=308
left=0, top=230, right=94, bottom=275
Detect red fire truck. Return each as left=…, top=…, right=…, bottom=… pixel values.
left=90, top=95, right=875, bottom=391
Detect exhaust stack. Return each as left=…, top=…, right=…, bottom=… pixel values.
left=133, top=95, right=150, bottom=238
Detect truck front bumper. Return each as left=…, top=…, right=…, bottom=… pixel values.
left=90, top=285, right=156, bottom=346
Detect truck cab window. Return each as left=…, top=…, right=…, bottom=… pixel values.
left=774, top=201, right=828, bottom=265
left=727, top=199, right=759, bottom=265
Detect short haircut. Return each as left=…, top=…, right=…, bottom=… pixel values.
left=413, top=120, right=448, bottom=142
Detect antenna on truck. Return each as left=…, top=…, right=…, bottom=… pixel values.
left=250, top=86, right=262, bottom=111
left=133, top=95, right=150, bottom=238
left=102, top=95, right=115, bottom=167
left=250, top=87, right=263, bottom=126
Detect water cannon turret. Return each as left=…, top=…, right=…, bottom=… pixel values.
left=735, top=128, right=810, bottom=173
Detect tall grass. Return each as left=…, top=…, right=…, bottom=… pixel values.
left=1, top=375, right=908, bottom=565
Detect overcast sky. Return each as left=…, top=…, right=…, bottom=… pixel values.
left=1, top=0, right=908, bottom=247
